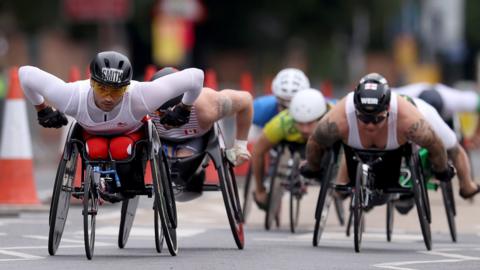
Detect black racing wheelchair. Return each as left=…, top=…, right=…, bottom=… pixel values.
left=48, top=120, right=175, bottom=260
left=313, top=143, right=432, bottom=252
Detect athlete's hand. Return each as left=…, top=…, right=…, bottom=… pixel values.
left=37, top=106, right=68, bottom=128
left=160, top=102, right=191, bottom=128
left=433, top=163, right=456, bottom=182
left=299, top=163, right=322, bottom=179
left=226, top=140, right=251, bottom=166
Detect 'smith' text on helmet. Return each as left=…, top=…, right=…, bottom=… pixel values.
left=102, top=68, right=124, bottom=83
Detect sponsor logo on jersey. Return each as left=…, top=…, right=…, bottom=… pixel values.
left=361, top=97, right=378, bottom=104
left=102, top=68, right=124, bottom=83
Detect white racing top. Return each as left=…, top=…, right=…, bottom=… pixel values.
left=19, top=66, right=204, bottom=135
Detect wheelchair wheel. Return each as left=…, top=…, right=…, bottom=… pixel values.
left=152, top=153, right=178, bottom=256
left=83, top=165, right=98, bottom=260
left=333, top=197, right=345, bottom=226
left=346, top=201, right=353, bottom=237
left=386, top=201, right=394, bottom=242
left=289, top=154, right=302, bottom=233
left=219, top=155, right=245, bottom=249
left=242, top=164, right=254, bottom=220
left=48, top=145, right=79, bottom=256
left=312, top=151, right=337, bottom=246
left=410, top=153, right=432, bottom=251
left=440, top=181, right=457, bottom=242
left=118, top=196, right=139, bottom=249
left=154, top=202, right=164, bottom=253
left=265, top=153, right=283, bottom=230
left=353, top=162, right=364, bottom=253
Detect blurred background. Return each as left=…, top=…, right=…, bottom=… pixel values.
left=1, top=0, right=480, bottom=93
left=2, top=0, right=480, bottom=193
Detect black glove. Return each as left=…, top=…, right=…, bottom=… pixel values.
left=159, top=103, right=191, bottom=128
left=433, top=163, right=456, bottom=182
left=300, top=164, right=322, bottom=180
left=37, top=106, right=68, bottom=128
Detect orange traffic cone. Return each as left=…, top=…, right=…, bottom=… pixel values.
left=205, top=69, right=218, bottom=90
left=0, top=67, right=40, bottom=205
left=144, top=65, right=157, bottom=81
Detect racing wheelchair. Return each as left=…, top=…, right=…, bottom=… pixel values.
left=313, top=143, right=432, bottom=252
left=256, top=142, right=345, bottom=233
left=48, top=120, right=176, bottom=259
left=385, top=147, right=457, bottom=242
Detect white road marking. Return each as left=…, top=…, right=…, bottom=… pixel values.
left=0, top=250, right=44, bottom=262
left=255, top=231, right=422, bottom=242
left=23, top=234, right=112, bottom=246
left=373, top=249, right=480, bottom=270
left=0, top=233, right=6, bottom=236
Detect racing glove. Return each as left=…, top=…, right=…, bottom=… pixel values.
left=433, top=163, right=456, bottom=182
left=226, top=140, right=251, bottom=166
left=37, top=106, right=68, bottom=128
left=160, top=103, right=192, bottom=128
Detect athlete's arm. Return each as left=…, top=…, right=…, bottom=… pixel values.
left=196, top=88, right=253, bottom=140
left=131, top=68, right=204, bottom=118
left=252, top=133, right=275, bottom=193
left=398, top=98, right=448, bottom=172
left=305, top=98, right=345, bottom=171
left=18, top=66, right=78, bottom=113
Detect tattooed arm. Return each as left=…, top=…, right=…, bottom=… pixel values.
left=196, top=88, right=253, bottom=140
left=306, top=114, right=343, bottom=171
left=404, top=115, right=448, bottom=172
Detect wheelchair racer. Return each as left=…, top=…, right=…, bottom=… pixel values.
left=393, top=83, right=480, bottom=149
left=301, top=73, right=455, bottom=195
left=19, top=51, right=204, bottom=197
left=149, top=68, right=253, bottom=198
left=252, top=89, right=329, bottom=210
left=248, top=68, right=310, bottom=141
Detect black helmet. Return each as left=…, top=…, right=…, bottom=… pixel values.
left=152, top=67, right=183, bottom=110
left=90, top=51, right=132, bottom=87
left=353, top=73, right=391, bottom=115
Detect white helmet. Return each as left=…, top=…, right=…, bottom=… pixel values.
left=289, top=89, right=327, bottom=123
left=271, top=68, right=310, bottom=103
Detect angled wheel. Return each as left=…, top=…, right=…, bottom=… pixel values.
left=289, top=154, right=302, bottom=233
left=265, top=153, right=283, bottom=230
left=48, top=145, right=79, bottom=256
left=353, top=162, right=365, bottom=253
left=440, top=181, right=456, bottom=242
left=242, top=164, right=254, bottom=220
left=333, top=197, right=345, bottom=226
left=219, top=153, right=245, bottom=249
left=154, top=202, right=164, bottom=253
left=312, top=150, right=338, bottom=246
left=410, top=152, right=432, bottom=251
left=386, top=201, right=394, bottom=242
left=83, top=165, right=98, bottom=260
left=152, top=152, right=178, bottom=256
left=118, top=196, right=139, bottom=248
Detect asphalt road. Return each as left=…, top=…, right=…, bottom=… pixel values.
left=1, top=182, right=480, bottom=270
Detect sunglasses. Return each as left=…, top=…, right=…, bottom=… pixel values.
left=356, top=111, right=388, bottom=124
left=92, top=80, right=128, bottom=98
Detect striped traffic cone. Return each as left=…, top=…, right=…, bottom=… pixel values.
left=0, top=67, right=40, bottom=205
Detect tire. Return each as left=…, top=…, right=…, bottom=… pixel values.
left=289, top=154, right=302, bottom=233
left=242, top=164, right=254, bottom=220
left=83, top=165, right=98, bottom=260
left=152, top=153, right=178, bottom=256
left=386, top=201, right=394, bottom=242
left=333, top=197, right=345, bottom=226
left=410, top=153, right=432, bottom=251
left=154, top=202, right=164, bottom=253
left=265, top=153, right=283, bottom=231
left=440, top=181, right=457, bottom=242
left=48, top=145, right=79, bottom=256
left=353, top=163, right=364, bottom=253
left=219, top=156, right=245, bottom=249
left=118, top=196, right=139, bottom=248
